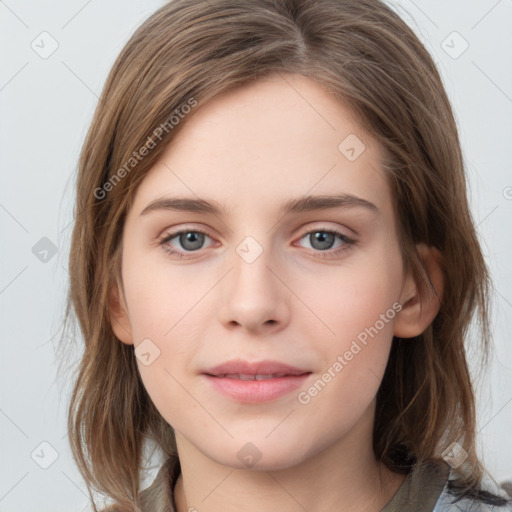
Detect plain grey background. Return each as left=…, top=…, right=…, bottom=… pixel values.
left=0, top=0, right=511, bottom=510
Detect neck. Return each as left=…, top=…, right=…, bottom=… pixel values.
left=173, top=403, right=406, bottom=512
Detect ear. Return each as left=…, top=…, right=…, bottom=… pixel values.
left=393, top=243, right=444, bottom=339
left=108, top=277, right=134, bottom=345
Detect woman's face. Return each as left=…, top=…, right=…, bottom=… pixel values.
left=112, top=73, right=414, bottom=471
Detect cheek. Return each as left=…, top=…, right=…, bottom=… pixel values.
left=295, top=250, right=401, bottom=403
left=122, top=249, right=202, bottom=340
left=298, top=250, right=401, bottom=345
left=295, top=279, right=399, bottom=433
left=120, top=253, right=212, bottom=416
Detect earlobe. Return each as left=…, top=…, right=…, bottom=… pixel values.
left=108, top=277, right=134, bottom=345
left=393, top=243, right=444, bottom=339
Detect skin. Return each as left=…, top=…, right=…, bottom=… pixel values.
left=109, top=73, right=443, bottom=512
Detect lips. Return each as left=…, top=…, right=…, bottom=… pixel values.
left=218, top=373, right=292, bottom=380
left=202, top=359, right=310, bottom=378
left=202, top=359, right=312, bottom=403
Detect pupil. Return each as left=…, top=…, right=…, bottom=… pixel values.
left=181, top=232, right=203, bottom=250
left=312, top=232, right=334, bottom=250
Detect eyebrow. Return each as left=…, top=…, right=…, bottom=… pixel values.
left=139, top=193, right=379, bottom=217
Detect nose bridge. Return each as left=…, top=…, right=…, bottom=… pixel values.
left=232, top=232, right=277, bottom=299
left=218, top=231, right=288, bottom=331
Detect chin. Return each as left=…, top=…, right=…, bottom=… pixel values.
left=202, top=437, right=314, bottom=473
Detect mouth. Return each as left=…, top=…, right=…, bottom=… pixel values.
left=201, top=360, right=312, bottom=403
left=202, top=358, right=310, bottom=378
left=203, top=373, right=312, bottom=404
left=209, top=373, right=308, bottom=381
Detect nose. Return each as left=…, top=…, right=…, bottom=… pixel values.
left=218, top=239, right=290, bottom=334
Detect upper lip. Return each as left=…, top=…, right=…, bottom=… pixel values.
left=203, top=359, right=311, bottom=377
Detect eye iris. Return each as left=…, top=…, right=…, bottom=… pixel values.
left=180, top=232, right=204, bottom=251
left=311, top=231, right=335, bottom=250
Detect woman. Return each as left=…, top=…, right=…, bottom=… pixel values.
left=61, top=1, right=512, bottom=510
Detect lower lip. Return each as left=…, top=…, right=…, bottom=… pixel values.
left=203, top=374, right=311, bottom=403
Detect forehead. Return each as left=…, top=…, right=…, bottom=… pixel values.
left=130, top=73, right=391, bottom=219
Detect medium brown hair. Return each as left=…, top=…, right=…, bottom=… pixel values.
left=59, top=0, right=506, bottom=509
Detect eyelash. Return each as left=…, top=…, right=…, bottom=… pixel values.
left=158, top=227, right=357, bottom=260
